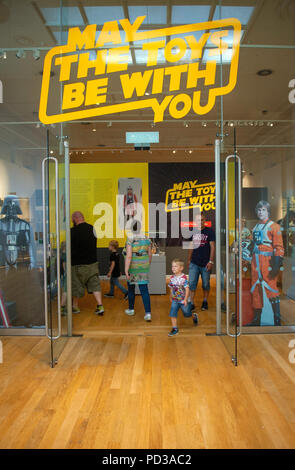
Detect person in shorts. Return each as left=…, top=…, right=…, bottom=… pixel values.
left=71, top=211, right=104, bottom=315
left=168, top=259, right=198, bottom=337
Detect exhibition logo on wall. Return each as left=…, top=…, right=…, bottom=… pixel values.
left=39, top=16, right=241, bottom=124
left=148, top=163, right=216, bottom=246
left=165, top=179, right=215, bottom=212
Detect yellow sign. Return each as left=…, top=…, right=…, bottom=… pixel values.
left=165, top=180, right=215, bottom=212
left=39, top=16, right=241, bottom=124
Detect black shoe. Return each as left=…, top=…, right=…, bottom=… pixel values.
left=104, top=293, right=114, bottom=298
left=270, top=297, right=281, bottom=326
left=246, top=309, right=261, bottom=326
left=168, top=328, right=179, bottom=337
left=124, top=293, right=128, bottom=300
left=192, top=313, right=199, bottom=325
left=201, top=300, right=208, bottom=310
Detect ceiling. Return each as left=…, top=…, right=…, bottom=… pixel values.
left=0, top=0, right=294, bottom=167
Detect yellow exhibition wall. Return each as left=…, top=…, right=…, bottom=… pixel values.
left=223, top=161, right=237, bottom=246
left=70, top=163, right=149, bottom=248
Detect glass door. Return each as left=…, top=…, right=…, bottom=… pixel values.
left=0, top=125, right=47, bottom=335
left=43, top=130, right=71, bottom=368
left=239, top=144, right=295, bottom=334
left=216, top=130, right=295, bottom=366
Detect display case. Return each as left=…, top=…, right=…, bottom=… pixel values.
left=148, top=232, right=166, bottom=256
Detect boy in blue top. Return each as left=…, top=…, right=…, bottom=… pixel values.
left=168, top=259, right=198, bottom=337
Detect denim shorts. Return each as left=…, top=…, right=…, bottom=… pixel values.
left=169, top=300, right=192, bottom=318
left=189, top=262, right=210, bottom=291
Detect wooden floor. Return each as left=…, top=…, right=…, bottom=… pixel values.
left=0, top=282, right=295, bottom=449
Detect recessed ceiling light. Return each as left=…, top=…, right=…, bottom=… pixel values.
left=257, top=69, right=273, bottom=76
left=92, top=128, right=96, bottom=132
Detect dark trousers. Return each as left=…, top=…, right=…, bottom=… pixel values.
left=128, top=282, right=151, bottom=313
left=108, top=277, right=128, bottom=295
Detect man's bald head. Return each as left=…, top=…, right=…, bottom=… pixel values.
left=72, top=211, right=85, bottom=226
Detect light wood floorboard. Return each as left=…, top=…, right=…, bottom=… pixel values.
left=0, top=282, right=294, bottom=449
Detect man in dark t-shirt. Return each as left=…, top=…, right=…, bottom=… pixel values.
left=71, top=211, right=104, bottom=315
left=187, top=213, right=215, bottom=311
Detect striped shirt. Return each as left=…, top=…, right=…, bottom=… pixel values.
left=126, top=236, right=151, bottom=284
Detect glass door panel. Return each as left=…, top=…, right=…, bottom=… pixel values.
left=240, top=146, right=295, bottom=333
left=220, top=131, right=295, bottom=335
left=0, top=125, right=47, bottom=335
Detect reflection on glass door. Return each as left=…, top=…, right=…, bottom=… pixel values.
left=0, top=126, right=46, bottom=334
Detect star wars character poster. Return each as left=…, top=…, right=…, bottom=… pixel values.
left=118, top=178, right=143, bottom=232
left=242, top=200, right=284, bottom=327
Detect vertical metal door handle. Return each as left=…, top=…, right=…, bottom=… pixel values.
left=225, top=155, right=243, bottom=338
left=42, top=156, right=61, bottom=341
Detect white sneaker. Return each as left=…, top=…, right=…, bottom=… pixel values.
left=144, top=313, right=152, bottom=322
left=125, top=309, right=135, bottom=316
